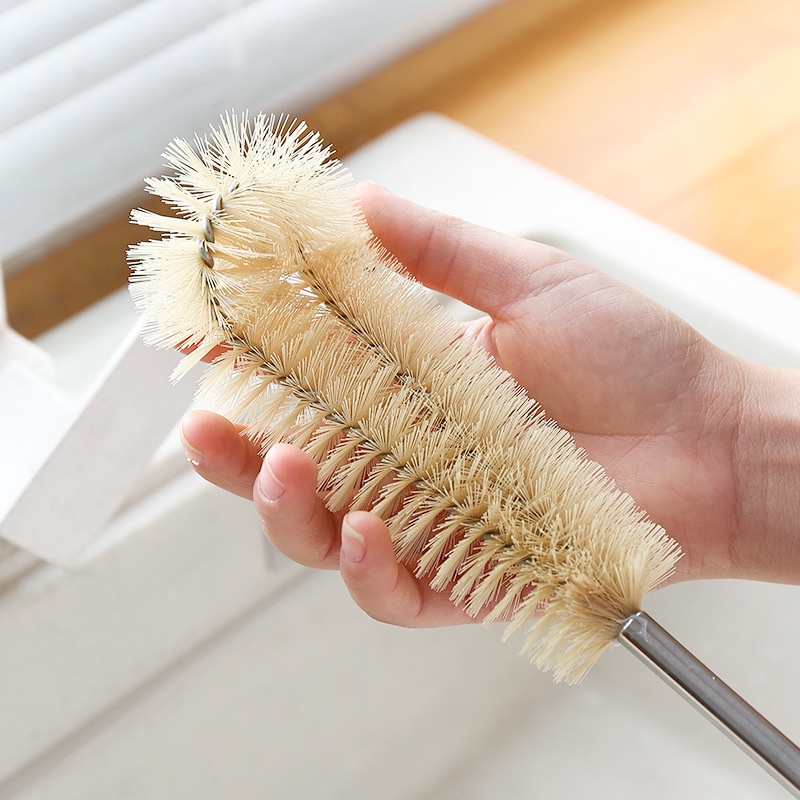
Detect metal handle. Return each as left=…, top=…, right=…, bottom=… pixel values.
left=618, top=611, right=800, bottom=797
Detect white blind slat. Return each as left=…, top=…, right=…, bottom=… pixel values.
left=0, top=0, right=266, bottom=135
left=0, top=0, right=501, bottom=273
left=0, top=0, right=140, bottom=72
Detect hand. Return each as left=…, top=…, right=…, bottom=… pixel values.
left=181, top=182, right=800, bottom=627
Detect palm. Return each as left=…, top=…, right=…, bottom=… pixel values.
left=468, top=261, right=739, bottom=583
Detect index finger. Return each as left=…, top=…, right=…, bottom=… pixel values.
left=354, top=182, right=584, bottom=319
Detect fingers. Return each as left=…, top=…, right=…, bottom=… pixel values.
left=253, top=449, right=474, bottom=623
left=182, top=411, right=478, bottom=626
left=253, top=443, right=341, bottom=569
left=182, top=416, right=342, bottom=570
left=355, top=182, right=583, bottom=319
left=340, top=511, right=475, bottom=628
left=180, top=409, right=262, bottom=499
left=252, top=446, right=475, bottom=624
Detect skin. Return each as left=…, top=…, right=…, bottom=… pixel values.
left=180, top=182, right=800, bottom=629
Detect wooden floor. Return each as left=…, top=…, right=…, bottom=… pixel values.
left=5, top=0, right=800, bottom=337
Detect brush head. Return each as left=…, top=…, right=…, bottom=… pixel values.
left=129, top=111, right=681, bottom=682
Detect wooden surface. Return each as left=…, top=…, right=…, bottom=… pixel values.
left=428, top=0, right=800, bottom=291
left=5, top=0, right=800, bottom=337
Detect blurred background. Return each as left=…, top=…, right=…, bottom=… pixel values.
left=2, top=1, right=800, bottom=798
left=3, top=0, right=799, bottom=337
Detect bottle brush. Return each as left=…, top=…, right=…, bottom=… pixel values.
left=128, top=112, right=800, bottom=794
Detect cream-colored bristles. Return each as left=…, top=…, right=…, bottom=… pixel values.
left=128, top=111, right=681, bottom=683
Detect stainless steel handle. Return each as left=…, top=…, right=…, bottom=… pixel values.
left=618, top=611, right=800, bottom=797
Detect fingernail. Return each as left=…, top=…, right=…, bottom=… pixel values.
left=353, top=181, right=393, bottom=202
left=353, top=179, right=384, bottom=193
left=258, top=450, right=286, bottom=502
left=180, top=421, right=205, bottom=466
left=340, top=515, right=366, bottom=564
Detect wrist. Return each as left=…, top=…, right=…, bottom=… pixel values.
left=732, top=359, right=800, bottom=583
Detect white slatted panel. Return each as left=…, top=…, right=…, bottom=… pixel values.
left=0, top=0, right=501, bottom=273
left=0, top=0, right=140, bottom=70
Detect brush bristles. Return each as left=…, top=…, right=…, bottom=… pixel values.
left=128, top=111, right=680, bottom=682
